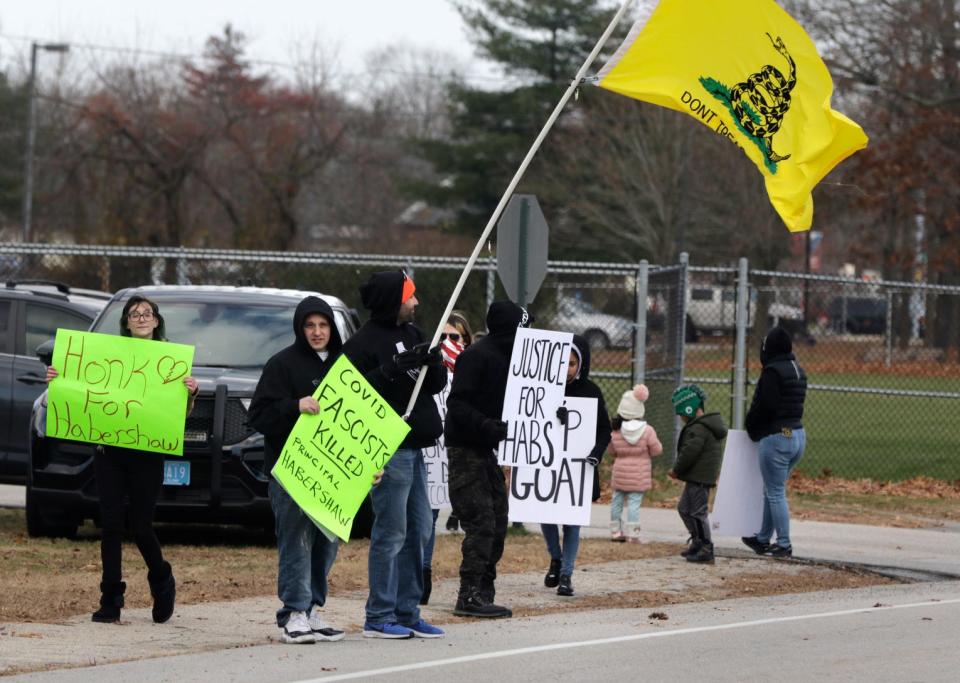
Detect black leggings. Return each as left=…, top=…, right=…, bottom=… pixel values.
left=94, top=448, right=166, bottom=584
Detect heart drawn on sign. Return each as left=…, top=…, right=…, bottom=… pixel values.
left=156, top=356, right=189, bottom=384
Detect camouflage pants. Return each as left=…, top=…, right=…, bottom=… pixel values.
left=448, top=447, right=508, bottom=593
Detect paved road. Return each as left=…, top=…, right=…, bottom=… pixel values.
left=8, top=581, right=960, bottom=682
left=4, top=485, right=958, bottom=681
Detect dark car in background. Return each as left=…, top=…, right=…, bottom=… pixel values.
left=828, top=296, right=887, bottom=335
left=0, top=281, right=110, bottom=484
left=26, top=285, right=358, bottom=537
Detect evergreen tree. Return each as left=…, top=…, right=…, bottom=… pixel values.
left=408, top=0, right=624, bottom=230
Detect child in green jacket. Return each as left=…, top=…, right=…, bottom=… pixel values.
left=668, top=385, right=728, bottom=563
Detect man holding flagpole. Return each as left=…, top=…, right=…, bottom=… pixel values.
left=342, top=271, right=448, bottom=640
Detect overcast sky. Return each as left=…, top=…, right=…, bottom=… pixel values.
left=0, top=0, right=499, bottom=86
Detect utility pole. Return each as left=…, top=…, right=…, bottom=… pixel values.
left=22, top=41, right=69, bottom=243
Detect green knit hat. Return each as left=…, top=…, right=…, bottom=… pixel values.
left=671, top=384, right=706, bottom=417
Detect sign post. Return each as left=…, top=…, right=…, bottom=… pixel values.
left=497, top=194, right=549, bottom=307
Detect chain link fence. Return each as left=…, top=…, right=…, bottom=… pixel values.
left=683, top=260, right=960, bottom=482
left=3, top=242, right=958, bottom=481
left=0, top=243, right=684, bottom=462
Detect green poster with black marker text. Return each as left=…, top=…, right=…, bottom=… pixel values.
left=46, top=330, right=195, bottom=456
left=272, top=355, right=410, bottom=542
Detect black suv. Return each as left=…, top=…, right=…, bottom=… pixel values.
left=1, top=281, right=110, bottom=484
left=26, top=285, right=358, bottom=537
left=828, top=296, right=887, bottom=335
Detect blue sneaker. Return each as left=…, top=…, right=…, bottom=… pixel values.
left=362, top=621, right=413, bottom=639
left=405, top=619, right=444, bottom=639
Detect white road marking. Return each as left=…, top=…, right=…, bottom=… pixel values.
left=298, top=597, right=960, bottom=682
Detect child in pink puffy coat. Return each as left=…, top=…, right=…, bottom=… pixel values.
left=608, top=384, right=663, bottom=543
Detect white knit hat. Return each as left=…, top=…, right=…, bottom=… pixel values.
left=617, top=384, right=649, bottom=420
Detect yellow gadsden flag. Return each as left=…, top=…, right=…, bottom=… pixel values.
left=596, top=0, right=867, bottom=232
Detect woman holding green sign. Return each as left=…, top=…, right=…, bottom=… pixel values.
left=46, top=295, right=198, bottom=624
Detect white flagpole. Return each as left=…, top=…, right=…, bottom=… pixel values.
left=403, top=0, right=635, bottom=418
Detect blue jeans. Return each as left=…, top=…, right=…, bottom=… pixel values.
left=268, top=480, right=339, bottom=627
left=610, top=490, right=644, bottom=537
left=757, top=429, right=806, bottom=549
left=366, top=448, right=432, bottom=626
left=540, top=524, right=581, bottom=576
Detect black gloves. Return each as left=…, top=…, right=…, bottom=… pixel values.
left=556, top=406, right=569, bottom=426
left=382, top=348, right=423, bottom=379
left=480, top=418, right=509, bottom=446
left=381, top=343, right=443, bottom=380
left=423, top=344, right=442, bottom=368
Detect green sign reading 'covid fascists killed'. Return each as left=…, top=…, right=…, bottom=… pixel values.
left=272, top=355, right=410, bottom=542
left=46, top=330, right=195, bottom=456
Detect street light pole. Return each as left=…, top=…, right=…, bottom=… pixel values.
left=21, top=41, right=69, bottom=243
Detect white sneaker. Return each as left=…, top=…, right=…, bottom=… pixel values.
left=308, top=607, right=345, bottom=642
left=281, top=611, right=316, bottom=644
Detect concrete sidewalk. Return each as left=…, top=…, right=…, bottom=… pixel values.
left=2, top=488, right=958, bottom=676
left=0, top=484, right=24, bottom=508
left=564, top=505, right=960, bottom=577
left=3, top=483, right=958, bottom=575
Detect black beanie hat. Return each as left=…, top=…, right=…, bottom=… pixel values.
left=486, top=301, right=531, bottom=335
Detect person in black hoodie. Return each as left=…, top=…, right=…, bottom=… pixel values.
left=342, top=271, right=447, bottom=640
left=445, top=300, right=531, bottom=619
left=742, top=326, right=807, bottom=558
left=541, top=335, right=612, bottom=597
left=248, top=296, right=346, bottom=645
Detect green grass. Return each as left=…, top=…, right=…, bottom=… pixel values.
left=682, top=371, right=960, bottom=481
left=544, top=360, right=959, bottom=483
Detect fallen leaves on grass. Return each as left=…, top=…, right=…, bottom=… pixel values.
left=790, top=473, right=960, bottom=499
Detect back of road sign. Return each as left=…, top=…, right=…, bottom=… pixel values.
left=497, top=194, right=549, bottom=307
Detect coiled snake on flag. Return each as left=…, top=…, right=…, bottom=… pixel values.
left=729, top=33, right=796, bottom=163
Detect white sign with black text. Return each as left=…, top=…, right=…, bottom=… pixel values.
left=509, top=396, right=597, bottom=526
left=497, top=327, right=573, bottom=470
left=423, top=372, right=452, bottom=510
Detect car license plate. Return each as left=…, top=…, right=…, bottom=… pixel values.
left=163, top=461, right=190, bottom=486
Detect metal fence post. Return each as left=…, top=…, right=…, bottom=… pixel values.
left=176, top=250, right=190, bottom=285
left=675, top=252, right=690, bottom=448
left=634, top=259, right=649, bottom=384
left=885, top=289, right=894, bottom=368
left=732, top=257, right=749, bottom=430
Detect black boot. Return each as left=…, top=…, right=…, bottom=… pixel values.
left=454, top=586, right=512, bottom=618
left=557, top=574, right=574, bottom=597
left=544, top=558, right=561, bottom=588
left=686, top=542, right=715, bottom=564
left=420, top=568, right=432, bottom=605
left=148, top=562, right=176, bottom=624
left=681, top=537, right=703, bottom=558
left=92, top=581, right=125, bottom=623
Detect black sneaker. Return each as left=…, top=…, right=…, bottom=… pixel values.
left=765, top=544, right=793, bottom=558
left=741, top=536, right=770, bottom=555
left=557, top=574, right=574, bottom=597
left=544, top=559, right=561, bottom=588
